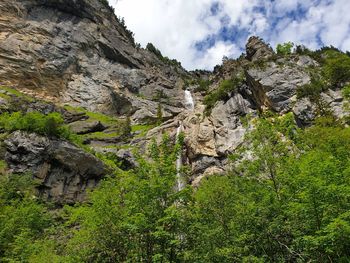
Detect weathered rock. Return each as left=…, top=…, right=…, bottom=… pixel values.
left=68, top=120, right=106, bottom=134
left=210, top=93, right=254, bottom=155
left=246, top=62, right=310, bottom=112
left=4, top=131, right=106, bottom=204
left=191, top=155, right=221, bottom=175
left=296, top=55, right=319, bottom=68
left=293, top=97, right=316, bottom=126
left=116, top=149, right=137, bottom=170
left=246, top=36, right=274, bottom=62
left=0, top=0, right=188, bottom=120
left=293, top=89, right=347, bottom=126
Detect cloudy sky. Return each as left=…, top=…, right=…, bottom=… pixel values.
left=109, top=0, right=350, bottom=70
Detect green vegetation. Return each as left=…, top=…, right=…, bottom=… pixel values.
left=121, top=116, right=131, bottom=137
left=2, top=115, right=350, bottom=261
left=146, top=43, right=182, bottom=67
left=276, top=41, right=294, bottom=55
left=194, top=79, right=211, bottom=92
left=297, top=49, right=350, bottom=101
left=131, top=124, right=155, bottom=138
left=323, top=50, right=350, bottom=87
left=156, top=103, right=163, bottom=125
left=184, top=77, right=211, bottom=93
left=0, top=86, right=33, bottom=101
left=296, top=77, right=327, bottom=100
left=203, top=76, right=243, bottom=114
left=0, top=111, right=70, bottom=138
left=0, top=173, right=53, bottom=262
left=64, top=105, right=119, bottom=126
left=342, top=84, right=350, bottom=99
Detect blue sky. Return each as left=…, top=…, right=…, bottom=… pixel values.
left=110, top=0, right=350, bottom=70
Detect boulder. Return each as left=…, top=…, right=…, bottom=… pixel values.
left=4, top=131, right=106, bottom=204
left=293, top=97, right=317, bottom=126
left=68, top=120, right=106, bottom=134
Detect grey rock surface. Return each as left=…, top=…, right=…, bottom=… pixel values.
left=68, top=120, right=106, bottom=134
left=0, top=0, right=188, bottom=120
left=4, top=131, right=106, bottom=204
left=246, top=36, right=274, bottom=62
left=246, top=62, right=310, bottom=112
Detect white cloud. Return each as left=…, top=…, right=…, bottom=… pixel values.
left=110, top=0, right=350, bottom=70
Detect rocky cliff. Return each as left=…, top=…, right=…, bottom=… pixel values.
left=0, top=0, right=349, bottom=202
left=0, top=0, right=188, bottom=123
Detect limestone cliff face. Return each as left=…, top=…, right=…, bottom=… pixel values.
left=0, top=0, right=187, bottom=123
left=144, top=37, right=348, bottom=185
left=5, top=131, right=106, bottom=204
left=0, top=1, right=349, bottom=199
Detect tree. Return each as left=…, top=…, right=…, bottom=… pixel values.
left=276, top=42, right=294, bottom=55
left=156, top=103, right=163, bottom=125
left=66, top=135, right=190, bottom=262
left=121, top=116, right=131, bottom=137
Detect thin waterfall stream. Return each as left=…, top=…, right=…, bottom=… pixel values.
left=175, top=90, right=194, bottom=191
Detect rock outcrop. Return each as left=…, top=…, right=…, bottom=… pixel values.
left=246, top=61, right=311, bottom=112
left=0, top=0, right=348, bottom=195
left=0, top=0, right=188, bottom=121
left=246, top=36, right=274, bottom=61
left=4, top=131, right=106, bottom=204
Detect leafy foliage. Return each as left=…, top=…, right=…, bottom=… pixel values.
left=1, top=116, right=350, bottom=261
left=322, top=50, right=350, bottom=87
left=0, top=111, right=70, bottom=138
left=276, top=42, right=294, bottom=55
left=66, top=135, right=189, bottom=262
left=297, top=77, right=327, bottom=100
left=0, top=173, right=53, bottom=262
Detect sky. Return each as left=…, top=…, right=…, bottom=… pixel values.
left=109, top=0, right=350, bottom=70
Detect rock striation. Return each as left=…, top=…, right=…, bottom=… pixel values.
left=0, top=0, right=349, bottom=196
left=4, top=131, right=106, bottom=204
left=0, top=0, right=188, bottom=122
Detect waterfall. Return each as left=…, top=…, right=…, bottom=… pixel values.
left=175, top=90, right=195, bottom=191
left=175, top=123, right=184, bottom=191
left=184, top=89, right=195, bottom=110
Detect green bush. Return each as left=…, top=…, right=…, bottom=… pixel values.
left=342, top=85, right=350, bottom=99
left=297, top=77, right=327, bottom=100
left=203, top=76, right=243, bottom=113
left=276, top=42, right=294, bottom=55
left=194, top=79, right=211, bottom=93
left=323, top=51, right=350, bottom=87
left=0, top=173, right=52, bottom=261
left=0, top=111, right=70, bottom=138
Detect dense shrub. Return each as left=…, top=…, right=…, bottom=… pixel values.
left=194, top=79, right=211, bottom=92
left=323, top=51, right=350, bottom=87
left=296, top=77, right=327, bottom=100
left=0, top=173, right=52, bottom=261
left=276, top=42, right=294, bottom=55
left=0, top=111, right=70, bottom=138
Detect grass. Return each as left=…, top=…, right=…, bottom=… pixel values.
left=0, top=160, right=7, bottom=175
left=84, top=131, right=121, bottom=140
left=132, top=124, right=155, bottom=137
left=64, top=105, right=120, bottom=126
left=0, top=86, right=34, bottom=101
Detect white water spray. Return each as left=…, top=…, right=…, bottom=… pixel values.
left=175, top=90, right=195, bottom=191
left=184, top=89, right=194, bottom=110
left=175, top=123, right=185, bottom=191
